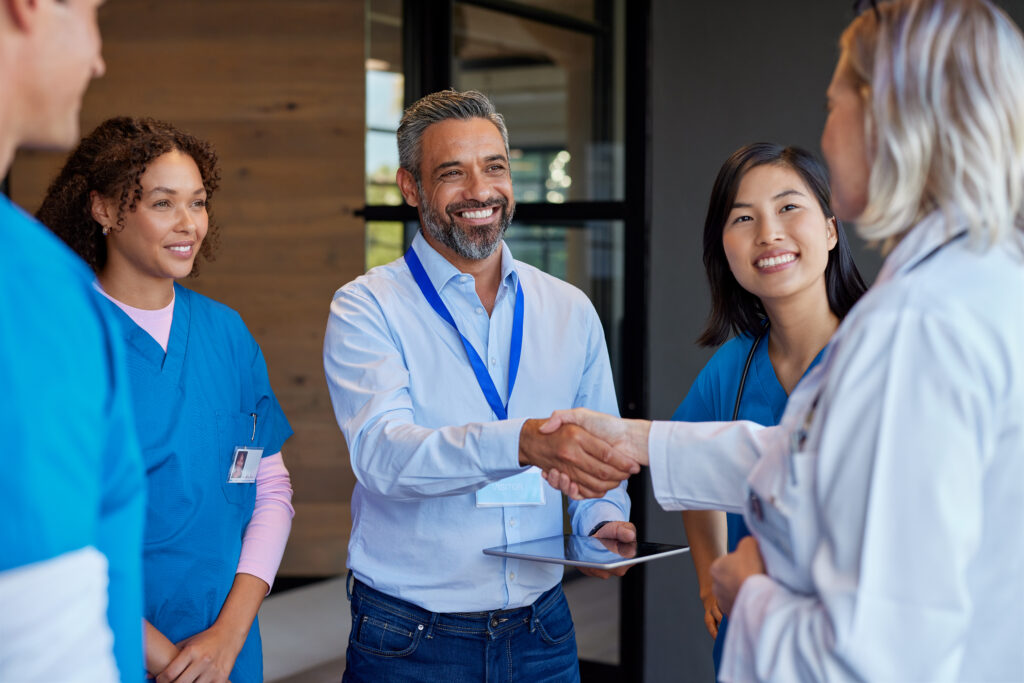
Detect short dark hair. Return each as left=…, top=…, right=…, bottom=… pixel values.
left=397, top=89, right=509, bottom=182
left=697, top=143, right=867, bottom=346
left=37, top=116, right=221, bottom=274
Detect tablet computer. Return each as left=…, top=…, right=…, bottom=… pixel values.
left=483, top=534, right=689, bottom=570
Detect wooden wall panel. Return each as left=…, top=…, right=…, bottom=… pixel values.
left=11, top=0, right=365, bottom=577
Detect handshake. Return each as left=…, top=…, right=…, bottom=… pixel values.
left=519, top=409, right=653, bottom=499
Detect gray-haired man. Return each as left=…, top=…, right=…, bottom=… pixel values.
left=324, top=89, right=637, bottom=681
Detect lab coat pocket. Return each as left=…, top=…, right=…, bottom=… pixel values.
left=745, top=448, right=817, bottom=595
left=218, top=411, right=259, bottom=509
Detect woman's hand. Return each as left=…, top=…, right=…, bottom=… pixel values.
left=710, top=536, right=766, bottom=616
left=155, top=573, right=268, bottom=683
left=144, top=620, right=180, bottom=679
left=701, top=589, right=724, bottom=639
left=156, top=624, right=242, bottom=683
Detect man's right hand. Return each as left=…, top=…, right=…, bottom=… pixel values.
left=518, top=419, right=638, bottom=498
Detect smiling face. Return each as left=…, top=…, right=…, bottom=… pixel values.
left=398, top=117, right=514, bottom=263
left=722, top=163, right=838, bottom=308
left=99, top=150, right=209, bottom=287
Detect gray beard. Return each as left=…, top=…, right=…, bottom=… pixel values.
left=419, top=189, right=514, bottom=261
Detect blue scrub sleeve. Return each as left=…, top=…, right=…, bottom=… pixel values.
left=247, top=339, right=293, bottom=457
left=672, top=368, right=718, bottom=423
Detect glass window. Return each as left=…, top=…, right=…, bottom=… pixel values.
left=505, top=220, right=624, bottom=387
left=366, top=0, right=405, bottom=267
left=453, top=3, right=624, bottom=202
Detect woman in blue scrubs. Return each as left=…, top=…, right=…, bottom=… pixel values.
left=38, top=117, right=293, bottom=683
left=673, top=144, right=865, bottom=672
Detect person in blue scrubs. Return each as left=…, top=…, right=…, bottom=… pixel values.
left=38, top=117, right=293, bottom=683
left=672, top=144, right=865, bottom=673
left=1, top=2, right=146, bottom=680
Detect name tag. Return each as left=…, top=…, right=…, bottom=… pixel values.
left=226, top=446, right=263, bottom=483
left=476, top=468, right=545, bottom=507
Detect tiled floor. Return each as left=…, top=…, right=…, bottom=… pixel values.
left=261, top=575, right=621, bottom=682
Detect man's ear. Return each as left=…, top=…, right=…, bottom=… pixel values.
left=396, top=167, right=420, bottom=208
left=4, top=0, right=41, bottom=32
left=90, top=190, right=114, bottom=230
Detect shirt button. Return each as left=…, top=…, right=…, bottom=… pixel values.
left=509, top=572, right=516, bottom=581
left=490, top=357, right=497, bottom=366
left=460, top=275, right=470, bottom=283
left=509, top=518, right=516, bottom=527
left=476, top=306, right=485, bottom=315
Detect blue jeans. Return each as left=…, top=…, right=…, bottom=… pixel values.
left=342, top=577, right=580, bottom=682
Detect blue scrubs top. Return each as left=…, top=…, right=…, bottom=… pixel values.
left=106, top=283, right=292, bottom=683
left=672, top=330, right=824, bottom=673
left=2, top=196, right=145, bottom=678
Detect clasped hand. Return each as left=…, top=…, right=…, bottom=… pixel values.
left=520, top=409, right=651, bottom=500
left=518, top=415, right=641, bottom=498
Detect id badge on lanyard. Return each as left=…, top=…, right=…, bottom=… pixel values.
left=404, top=247, right=543, bottom=508
left=227, top=412, right=263, bottom=484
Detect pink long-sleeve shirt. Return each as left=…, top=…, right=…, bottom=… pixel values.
left=98, top=286, right=294, bottom=590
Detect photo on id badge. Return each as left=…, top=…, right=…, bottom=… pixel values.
left=227, top=446, right=262, bottom=483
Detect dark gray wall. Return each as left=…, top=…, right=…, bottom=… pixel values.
left=644, top=1, right=1024, bottom=681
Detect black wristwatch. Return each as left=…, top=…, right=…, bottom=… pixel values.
left=588, top=520, right=612, bottom=536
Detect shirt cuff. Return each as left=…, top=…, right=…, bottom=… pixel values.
left=648, top=421, right=678, bottom=510
left=489, top=416, right=533, bottom=473
left=572, top=500, right=627, bottom=536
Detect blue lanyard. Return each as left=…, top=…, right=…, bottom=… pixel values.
left=404, top=246, right=524, bottom=420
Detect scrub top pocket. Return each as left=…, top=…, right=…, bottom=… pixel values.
left=218, top=410, right=260, bottom=508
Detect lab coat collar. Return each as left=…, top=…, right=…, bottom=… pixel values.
left=874, top=210, right=966, bottom=286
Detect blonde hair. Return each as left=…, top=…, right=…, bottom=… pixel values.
left=840, top=0, right=1024, bottom=246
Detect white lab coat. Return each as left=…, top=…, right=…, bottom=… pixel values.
left=650, top=212, right=1024, bottom=682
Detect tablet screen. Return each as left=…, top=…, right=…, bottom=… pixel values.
left=483, top=534, right=689, bottom=569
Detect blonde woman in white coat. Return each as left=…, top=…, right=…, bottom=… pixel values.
left=542, top=1, right=1024, bottom=680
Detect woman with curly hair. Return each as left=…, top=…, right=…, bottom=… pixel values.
left=38, top=116, right=294, bottom=683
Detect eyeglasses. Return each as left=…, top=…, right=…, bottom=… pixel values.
left=852, top=0, right=882, bottom=22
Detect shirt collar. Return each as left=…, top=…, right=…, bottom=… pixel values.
left=874, top=210, right=966, bottom=286
left=409, top=230, right=519, bottom=293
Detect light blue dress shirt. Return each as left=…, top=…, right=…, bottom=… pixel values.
left=324, top=231, right=629, bottom=613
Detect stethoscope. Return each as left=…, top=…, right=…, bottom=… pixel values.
left=737, top=228, right=969, bottom=476
left=732, top=326, right=767, bottom=421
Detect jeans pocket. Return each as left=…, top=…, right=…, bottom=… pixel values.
left=533, top=597, right=575, bottom=646
left=350, top=599, right=425, bottom=658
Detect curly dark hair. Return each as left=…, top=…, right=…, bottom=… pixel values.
left=37, top=116, right=221, bottom=274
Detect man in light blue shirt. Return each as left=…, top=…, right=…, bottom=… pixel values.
left=324, top=89, right=638, bottom=681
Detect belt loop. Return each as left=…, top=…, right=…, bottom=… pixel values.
left=426, top=610, right=439, bottom=639
left=346, top=570, right=354, bottom=602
